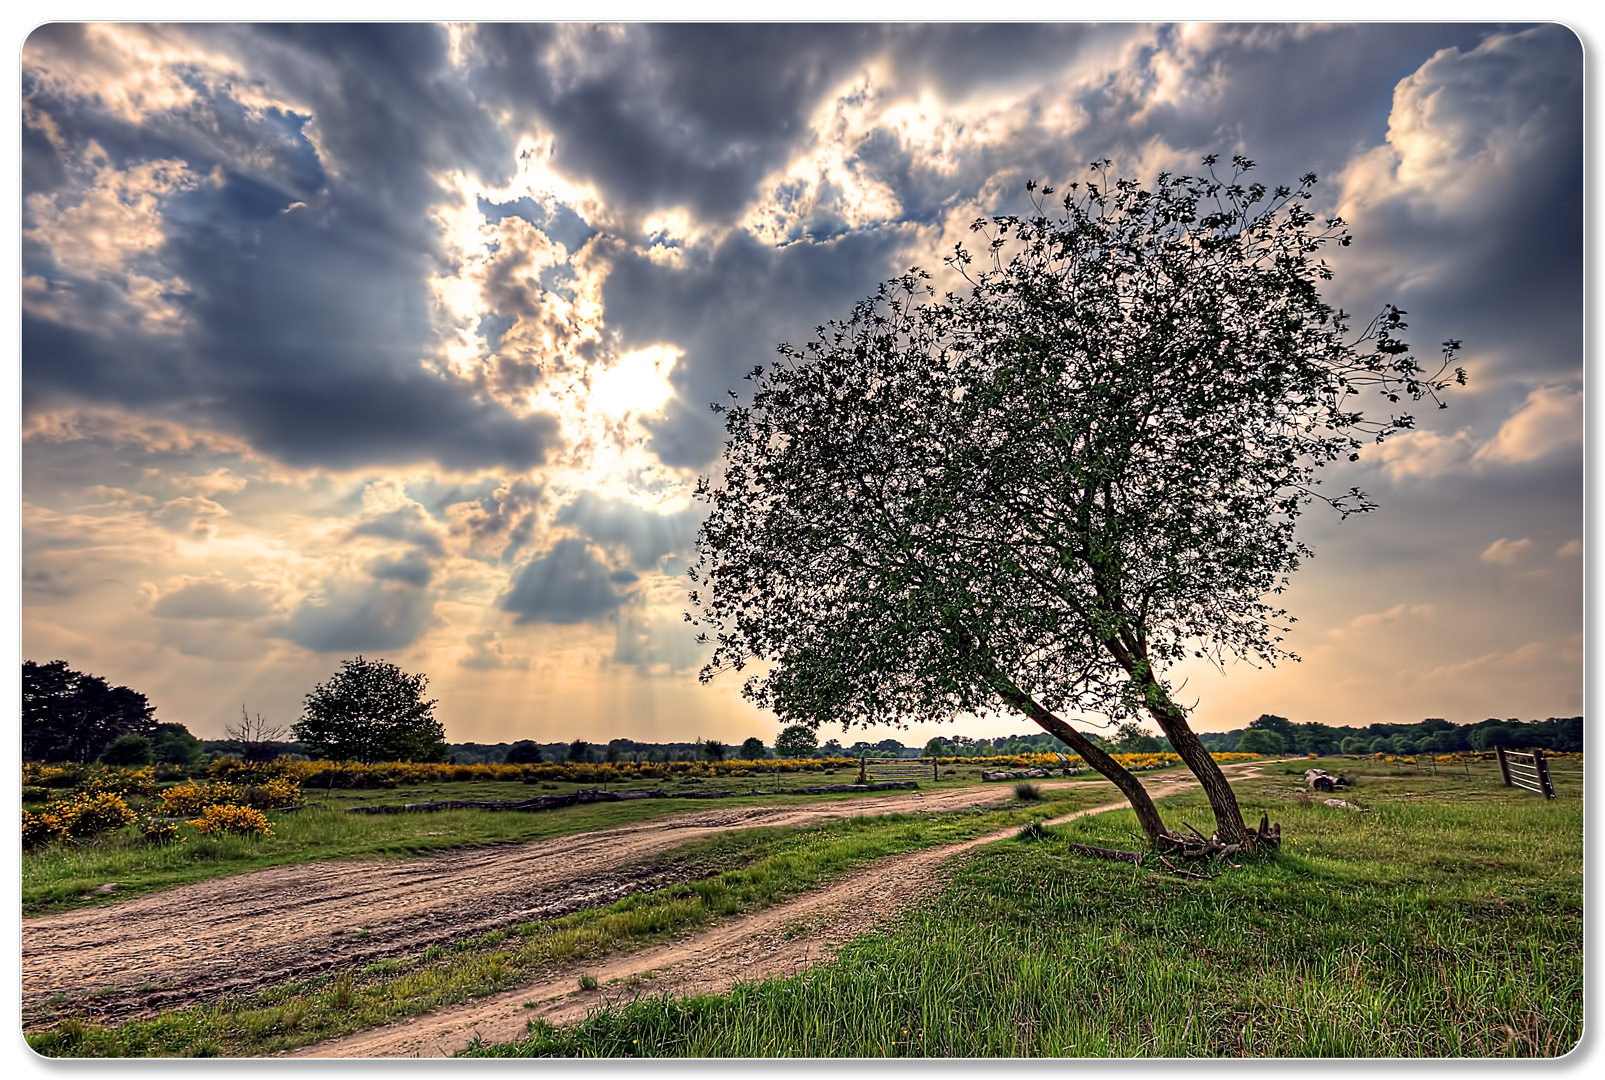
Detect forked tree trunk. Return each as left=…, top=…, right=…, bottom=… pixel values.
left=992, top=681, right=1169, bottom=842
left=1139, top=679, right=1251, bottom=847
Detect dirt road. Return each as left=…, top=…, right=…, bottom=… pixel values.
left=292, top=786, right=1186, bottom=1058
left=21, top=782, right=1097, bottom=1026
left=24, top=763, right=1270, bottom=1049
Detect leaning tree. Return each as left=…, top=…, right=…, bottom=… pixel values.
left=689, top=157, right=1461, bottom=851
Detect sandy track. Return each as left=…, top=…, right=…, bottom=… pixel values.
left=21, top=783, right=1083, bottom=1025
left=292, top=790, right=1158, bottom=1059
left=25, top=763, right=1274, bottom=1048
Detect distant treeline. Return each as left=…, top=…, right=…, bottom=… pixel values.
left=169, top=714, right=1584, bottom=767
left=1190, top=715, right=1584, bottom=756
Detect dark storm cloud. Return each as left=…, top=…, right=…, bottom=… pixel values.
left=501, top=537, right=631, bottom=625
left=1336, top=24, right=1581, bottom=392
left=285, top=580, right=434, bottom=653
left=23, top=22, right=560, bottom=475
left=350, top=504, right=445, bottom=556
left=368, top=550, right=435, bottom=588
left=554, top=490, right=703, bottom=571
left=600, top=225, right=916, bottom=469
left=463, top=24, right=884, bottom=221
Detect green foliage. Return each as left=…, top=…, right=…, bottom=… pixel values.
left=774, top=725, right=818, bottom=759
left=689, top=158, right=1461, bottom=736
left=23, top=659, right=157, bottom=763
left=738, top=737, right=768, bottom=761
left=98, top=733, right=154, bottom=767
left=701, top=740, right=727, bottom=762
left=292, top=656, right=447, bottom=764
left=1235, top=729, right=1286, bottom=755
left=151, top=723, right=205, bottom=767
left=1112, top=723, right=1162, bottom=753
left=504, top=741, right=543, bottom=765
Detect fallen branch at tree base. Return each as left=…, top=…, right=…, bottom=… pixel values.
left=1066, top=842, right=1144, bottom=866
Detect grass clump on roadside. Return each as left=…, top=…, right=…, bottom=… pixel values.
left=466, top=762, right=1582, bottom=1059
left=25, top=785, right=1116, bottom=1058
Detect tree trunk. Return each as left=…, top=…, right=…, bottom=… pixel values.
left=993, top=682, right=1170, bottom=841
left=1140, top=682, right=1251, bottom=846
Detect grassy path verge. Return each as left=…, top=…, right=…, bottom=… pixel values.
left=465, top=759, right=1584, bottom=1058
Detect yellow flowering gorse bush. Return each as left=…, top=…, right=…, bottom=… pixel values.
left=186, top=804, right=274, bottom=837
left=160, top=780, right=243, bottom=816
left=24, top=790, right=138, bottom=845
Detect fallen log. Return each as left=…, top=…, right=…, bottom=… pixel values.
left=1066, top=842, right=1144, bottom=866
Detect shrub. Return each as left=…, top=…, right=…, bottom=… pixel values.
left=140, top=817, right=183, bottom=845
left=99, top=733, right=154, bottom=767
left=1013, top=781, right=1043, bottom=802
left=22, top=786, right=51, bottom=804
left=160, top=780, right=243, bottom=816
left=50, top=791, right=139, bottom=839
left=22, top=808, right=62, bottom=849
left=82, top=766, right=157, bottom=798
left=29, top=764, right=87, bottom=789
left=187, top=804, right=274, bottom=837
left=241, top=776, right=303, bottom=809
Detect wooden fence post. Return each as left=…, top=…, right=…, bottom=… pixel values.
left=1534, top=748, right=1556, bottom=799
left=1495, top=745, right=1512, bottom=788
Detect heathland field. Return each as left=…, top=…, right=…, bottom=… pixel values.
left=21, top=753, right=1582, bottom=1058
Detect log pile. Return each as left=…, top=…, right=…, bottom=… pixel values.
left=1304, top=769, right=1349, bottom=792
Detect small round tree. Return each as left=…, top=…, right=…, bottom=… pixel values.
left=292, top=656, right=446, bottom=763
left=774, top=724, right=818, bottom=760
left=1236, top=729, right=1287, bottom=756
left=505, top=740, right=543, bottom=764
left=690, top=157, right=1461, bottom=849
left=739, top=736, right=769, bottom=760
left=99, top=733, right=154, bottom=766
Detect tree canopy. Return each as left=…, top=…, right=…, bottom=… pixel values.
left=22, top=660, right=158, bottom=763
left=292, top=656, right=447, bottom=763
left=774, top=724, right=819, bottom=759
left=690, top=157, right=1460, bottom=847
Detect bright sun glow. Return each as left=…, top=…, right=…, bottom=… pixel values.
left=590, top=345, right=679, bottom=420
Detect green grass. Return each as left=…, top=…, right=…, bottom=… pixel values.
left=23, top=771, right=1080, bottom=916
left=25, top=784, right=1121, bottom=1057
left=462, top=759, right=1582, bottom=1058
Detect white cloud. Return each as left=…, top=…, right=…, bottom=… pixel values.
left=1473, top=386, right=1584, bottom=466
left=1480, top=538, right=1532, bottom=565
left=1328, top=602, right=1435, bottom=640
left=1362, top=428, right=1478, bottom=481
left=1556, top=539, right=1583, bottom=559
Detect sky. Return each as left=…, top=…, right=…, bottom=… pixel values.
left=12, top=19, right=1585, bottom=748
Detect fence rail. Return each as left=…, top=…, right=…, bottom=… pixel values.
left=1495, top=746, right=1556, bottom=799
left=859, top=757, right=939, bottom=782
